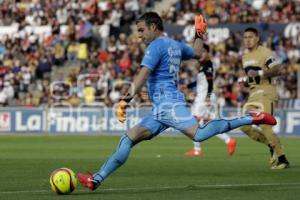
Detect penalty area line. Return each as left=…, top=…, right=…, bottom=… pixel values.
left=1, top=182, right=300, bottom=194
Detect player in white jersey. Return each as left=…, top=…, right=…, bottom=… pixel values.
left=185, top=44, right=237, bottom=156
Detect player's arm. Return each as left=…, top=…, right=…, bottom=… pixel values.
left=247, top=63, right=282, bottom=78
left=239, top=57, right=250, bottom=87
left=203, top=74, right=213, bottom=105
left=259, top=59, right=282, bottom=78
left=247, top=53, right=282, bottom=78
left=193, top=38, right=205, bottom=59
left=116, top=42, right=159, bottom=123
left=180, top=15, right=207, bottom=61
left=127, top=67, right=151, bottom=99
left=206, top=74, right=213, bottom=98
left=193, top=15, right=207, bottom=59
left=203, top=63, right=213, bottom=98
left=115, top=67, right=151, bottom=123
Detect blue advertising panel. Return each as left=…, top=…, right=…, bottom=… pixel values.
left=47, top=107, right=107, bottom=134
left=0, top=108, right=45, bottom=133
left=47, top=107, right=151, bottom=134
left=0, top=107, right=299, bottom=136
left=284, top=110, right=300, bottom=136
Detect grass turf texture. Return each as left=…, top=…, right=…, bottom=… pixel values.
left=0, top=135, right=299, bottom=200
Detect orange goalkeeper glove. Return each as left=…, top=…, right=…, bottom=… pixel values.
left=115, top=100, right=128, bottom=123
left=194, top=14, right=207, bottom=39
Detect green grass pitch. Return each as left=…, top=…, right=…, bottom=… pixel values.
left=0, top=135, right=299, bottom=200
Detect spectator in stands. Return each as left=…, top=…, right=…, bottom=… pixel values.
left=77, top=43, right=88, bottom=62
left=82, top=79, right=96, bottom=105
left=79, top=18, right=93, bottom=44
left=118, top=52, right=131, bottom=72
left=19, top=66, right=31, bottom=93
left=52, top=41, right=65, bottom=66
left=67, top=41, right=78, bottom=63
left=98, top=17, right=110, bottom=50
left=3, top=81, right=15, bottom=103
left=36, top=56, right=52, bottom=79
left=109, top=2, right=123, bottom=38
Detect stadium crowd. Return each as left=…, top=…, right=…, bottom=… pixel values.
left=0, top=0, right=298, bottom=107
left=162, top=0, right=300, bottom=25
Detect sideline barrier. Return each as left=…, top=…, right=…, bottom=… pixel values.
left=0, top=107, right=299, bottom=136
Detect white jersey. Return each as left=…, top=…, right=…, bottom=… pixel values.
left=192, top=60, right=217, bottom=118
left=194, top=72, right=208, bottom=103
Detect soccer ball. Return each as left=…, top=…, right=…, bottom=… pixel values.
left=49, top=168, right=77, bottom=194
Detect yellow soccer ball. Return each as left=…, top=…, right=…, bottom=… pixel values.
left=49, top=168, right=77, bottom=194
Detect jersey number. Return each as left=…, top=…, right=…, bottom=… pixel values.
left=169, top=64, right=179, bottom=84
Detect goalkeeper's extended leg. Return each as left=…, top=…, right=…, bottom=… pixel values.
left=193, top=111, right=276, bottom=142
left=78, top=115, right=168, bottom=191
left=78, top=134, right=134, bottom=190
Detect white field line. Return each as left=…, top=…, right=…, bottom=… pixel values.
left=1, top=182, right=300, bottom=194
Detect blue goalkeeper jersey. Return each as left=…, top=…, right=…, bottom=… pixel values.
left=141, top=36, right=195, bottom=105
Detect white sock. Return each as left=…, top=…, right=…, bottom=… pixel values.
left=217, top=134, right=231, bottom=144
left=192, top=118, right=204, bottom=151
left=193, top=142, right=201, bottom=151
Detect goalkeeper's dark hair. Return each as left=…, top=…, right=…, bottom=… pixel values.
left=244, top=27, right=259, bottom=36
left=136, top=12, right=164, bottom=31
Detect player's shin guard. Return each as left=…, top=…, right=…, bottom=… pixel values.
left=93, top=134, right=134, bottom=183
left=194, top=116, right=252, bottom=142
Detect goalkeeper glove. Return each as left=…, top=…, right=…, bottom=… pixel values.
left=194, top=14, right=207, bottom=39
left=115, top=100, right=128, bottom=123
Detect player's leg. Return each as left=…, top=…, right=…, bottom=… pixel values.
left=240, top=125, right=269, bottom=144
left=259, top=124, right=289, bottom=168
left=216, top=133, right=237, bottom=156
left=91, top=127, right=149, bottom=184
left=185, top=101, right=205, bottom=156
left=78, top=115, right=168, bottom=190
left=164, top=103, right=276, bottom=143
left=185, top=100, right=209, bottom=157
left=240, top=103, right=270, bottom=144
left=196, top=104, right=237, bottom=156
left=240, top=124, right=275, bottom=163
left=185, top=104, right=203, bottom=157
left=240, top=102, right=276, bottom=163
left=192, top=116, right=252, bottom=141
left=259, top=100, right=289, bottom=169
left=184, top=113, right=276, bottom=143
left=240, top=101, right=289, bottom=169
left=211, top=94, right=237, bottom=156
left=185, top=142, right=202, bottom=156
left=216, top=133, right=230, bottom=143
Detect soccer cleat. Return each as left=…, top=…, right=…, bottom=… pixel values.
left=248, top=111, right=277, bottom=125
left=185, top=149, right=202, bottom=157
left=78, top=172, right=100, bottom=191
left=271, top=161, right=290, bottom=170
left=227, top=138, right=237, bottom=156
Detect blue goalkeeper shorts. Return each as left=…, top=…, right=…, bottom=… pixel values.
left=137, top=103, right=198, bottom=137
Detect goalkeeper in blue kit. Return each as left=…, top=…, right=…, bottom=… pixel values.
left=78, top=12, right=277, bottom=190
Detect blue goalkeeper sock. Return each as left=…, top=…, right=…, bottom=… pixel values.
left=194, top=115, right=252, bottom=142
left=93, top=134, right=134, bottom=183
